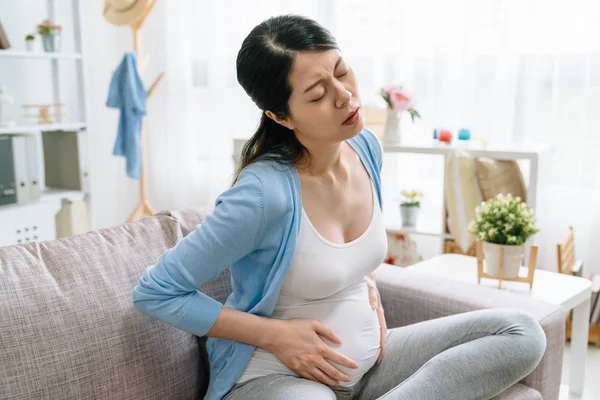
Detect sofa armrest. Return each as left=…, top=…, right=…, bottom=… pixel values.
left=374, top=263, right=566, bottom=400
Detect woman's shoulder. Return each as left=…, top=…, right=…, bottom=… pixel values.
left=237, top=159, right=297, bottom=216
left=350, top=127, right=383, bottom=172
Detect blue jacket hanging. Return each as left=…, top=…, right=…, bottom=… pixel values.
left=106, top=52, right=147, bottom=180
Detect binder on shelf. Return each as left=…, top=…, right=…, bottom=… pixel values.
left=25, top=135, right=41, bottom=201
left=0, top=136, right=17, bottom=206
left=77, top=130, right=90, bottom=194
left=0, top=135, right=42, bottom=207
left=11, top=136, right=30, bottom=204
left=42, top=130, right=83, bottom=191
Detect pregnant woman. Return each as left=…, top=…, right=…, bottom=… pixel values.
left=133, top=14, right=547, bottom=400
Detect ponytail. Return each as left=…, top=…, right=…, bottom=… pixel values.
left=232, top=113, right=308, bottom=184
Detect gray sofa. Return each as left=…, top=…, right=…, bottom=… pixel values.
left=0, top=208, right=566, bottom=399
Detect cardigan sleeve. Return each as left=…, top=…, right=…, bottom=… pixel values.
left=362, top=127, right=383, bottom=172
left=133, top=169, right=265, bottom=337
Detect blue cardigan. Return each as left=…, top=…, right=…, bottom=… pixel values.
left=133, top=128, right=383, bottom=399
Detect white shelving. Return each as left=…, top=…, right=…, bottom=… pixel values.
left=41, top=188, right=86, bottom=202
left=0, top=122, right=86, bottom=135
left=0, top=51, right=83, bottom=60
left=0, top=0, right=91, bottom=247
left=0, top=188, right=85, bottom=212
left=384, top=201, right=453, bottom=239
left=383, top=140, right=553, bottom=215
left=383, top=141, right=553, bottom=161
left=381, top=139, right=553, bottom=254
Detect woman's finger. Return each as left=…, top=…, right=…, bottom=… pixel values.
left=317, top=358, right=351, bottom=383
left=299, top=370, right=319, bottom=383
left=368, top=284, right=379, bottom=310
left=376, top=301, right=387, bottom=364
left=312, top=320, right=342, bottom=344
left=311, top=367, right=340, bottom=387
left=324, top=347, right=359, bottom=369
left=376, top=329, right=387, bottom=364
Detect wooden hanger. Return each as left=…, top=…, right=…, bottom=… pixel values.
left=126, top=0, right=165, bottom=222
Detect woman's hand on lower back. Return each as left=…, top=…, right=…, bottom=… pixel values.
left=263, top=318, right=359, bottom=386
left=367, top=274, right=387, bottom=364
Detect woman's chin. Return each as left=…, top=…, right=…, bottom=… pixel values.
left=342, top=119, right=365, bottom=139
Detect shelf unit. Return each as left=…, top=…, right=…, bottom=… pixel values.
left=0, top=51, right=83, bottom=60
left=381, top=140, right=553, bottom=254
left=0, top=122, right=86, bottom=135
left=0, top=0, right=91, bottom=247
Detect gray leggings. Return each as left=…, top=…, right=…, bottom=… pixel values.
left=224, top=308, right=547, bottom=400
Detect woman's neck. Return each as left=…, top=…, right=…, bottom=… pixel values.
left=296, top=138, right=350, bottom=179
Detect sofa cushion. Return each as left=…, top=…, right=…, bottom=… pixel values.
left=0, top=215, right=200, bottom=399
left=475, top=157, right=527, bottom=202
left=444, top=150, right=482, bottom=253
left=159, top=208, right=233, bottom=398
left=491, top=383, right=542, bottom=400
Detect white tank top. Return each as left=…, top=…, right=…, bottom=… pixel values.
left=237, top=181, right=388, bottom=387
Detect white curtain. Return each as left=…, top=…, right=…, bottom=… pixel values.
left=149, top=0, right=600, bottom=274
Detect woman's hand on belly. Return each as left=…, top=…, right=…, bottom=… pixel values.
left=263, top=318, right=359, bottom=386
left=367, top=274, right=387, bottom=364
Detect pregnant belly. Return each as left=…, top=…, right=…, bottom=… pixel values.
left=245, top=280, right=381, bottom=387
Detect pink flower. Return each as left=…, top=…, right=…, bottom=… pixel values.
left=389, top=87, right=414, bottom=112
left=384, top=84, right=401, bottom=94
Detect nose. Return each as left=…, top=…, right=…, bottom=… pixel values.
left=334, top=80, right=352, bottom=109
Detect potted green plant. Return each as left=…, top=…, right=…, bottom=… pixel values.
left=25, top=33, right=35, bottom=52
left=468, top=193, right=540, bottom=278
left=37, top=19, right=62, bottom=52
left=400, top=189, right=423, bottom=227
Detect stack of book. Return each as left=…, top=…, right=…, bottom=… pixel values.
left=566, top=266, right=600, bottom=346
left=587, top=273, right=600, bottom=325
left=569, top=264, right=600, bottom=325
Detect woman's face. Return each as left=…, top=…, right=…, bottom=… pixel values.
left=270, top=49, right=363, bottom=144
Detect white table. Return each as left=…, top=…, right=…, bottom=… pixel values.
left=406, top=254, right=592, bottom=397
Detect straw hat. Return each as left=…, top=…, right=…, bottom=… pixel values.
left=103, top=0, right=150, bottom=26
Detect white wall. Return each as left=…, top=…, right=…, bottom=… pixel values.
left=0, top=1, right=163, bottom=230
left=81, top=0, right=157, bottom=229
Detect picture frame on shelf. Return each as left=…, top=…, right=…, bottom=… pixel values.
left=0, top=20, right=11, bottom=49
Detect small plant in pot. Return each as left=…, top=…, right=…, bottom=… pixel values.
left=400, top=189, right=423, bottom=227
left=25, top=34, right=35, bottom=52
left=468, top=193, right=540, bottom=279
left=37, top=19, right=62, bottom=52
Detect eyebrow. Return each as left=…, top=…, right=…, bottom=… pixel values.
left=303, top=56, right=344, bottom=94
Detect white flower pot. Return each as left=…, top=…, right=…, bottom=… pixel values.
left=25, top=40, right=35, bottom=52
left=483, top=242, right=525, bottom=279
left=383, top=110, right=402, bottom=144
left=400, top=204, right=419, bottom=227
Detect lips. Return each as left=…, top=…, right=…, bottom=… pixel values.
left=343, top=107, right=359, bottom=124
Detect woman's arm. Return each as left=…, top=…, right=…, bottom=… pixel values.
left=133, top=169, right=358, bottom=385
left=133, top=170, right=267, bottom=337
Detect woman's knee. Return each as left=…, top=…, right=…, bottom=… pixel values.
left=496, top=308, right=547, bottom=367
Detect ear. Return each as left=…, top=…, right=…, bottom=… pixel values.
left=265, top=110, right=295, bottom=131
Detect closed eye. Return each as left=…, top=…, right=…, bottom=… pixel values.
left=336, top=69, right=349, bottom=78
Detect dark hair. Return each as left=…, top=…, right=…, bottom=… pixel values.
left=234, top=15, right=338, bottom=181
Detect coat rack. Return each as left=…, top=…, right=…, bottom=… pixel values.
left=126, top=0, right=164, bottom=222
